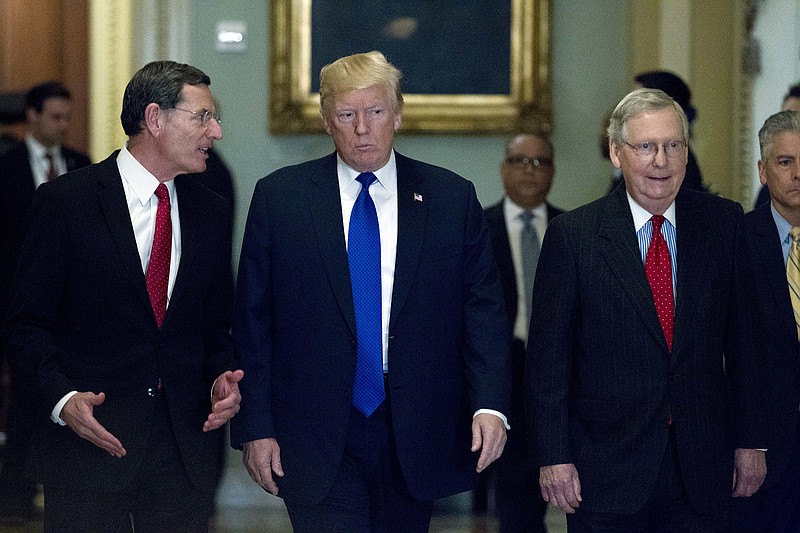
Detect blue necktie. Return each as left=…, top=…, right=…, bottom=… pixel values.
left=348, top=172, right=385, bottom=416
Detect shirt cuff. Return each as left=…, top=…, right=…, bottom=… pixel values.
left=51, top=391, right=79, bottom=425
left=473, top=409, right=510, bottom=430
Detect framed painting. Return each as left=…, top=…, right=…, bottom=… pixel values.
left=269, top=0, right=551, bottom=134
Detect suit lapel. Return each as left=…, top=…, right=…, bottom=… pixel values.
left=308, top=154, right=358, bottom=338
left=95, top=155, right=153, bottom=314
left=599, top=188, right=671, bottom=354
left=166, top=175, right=204, bottom=324
left=389, top=153, right=427, bottom=329
left=485, top=203, right=517, bottom=319
left=753, top=204, right=795, bottom=334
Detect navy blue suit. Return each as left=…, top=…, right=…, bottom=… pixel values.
left=231, top=151, right=510, bottom=509
left=732, top=201, right=800, bottom=531
left=527, top=186, right=766, bottom=521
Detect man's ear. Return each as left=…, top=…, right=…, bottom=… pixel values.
left=609, top=141, right=623, bottom=169
left=143, top=103, right=163, bottom=136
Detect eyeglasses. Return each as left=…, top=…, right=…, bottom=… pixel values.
left=505, top=156, right=553, bottom=169
left=623, top=140, right=685, bottom=159
left=172, top=107, right=221, bottom=126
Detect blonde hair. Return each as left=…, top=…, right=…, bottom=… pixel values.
left=319, top=51, right=403, bottom=116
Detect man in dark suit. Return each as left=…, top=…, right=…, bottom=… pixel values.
left=0, top=81, right=90, bottom=521
left=231, top=51, right=510, bottom=531
left=734, top=110, right=800, bottom=532
left=3, top=61, right=243, bottom=531
left=527, top=88, right=767, bottom=532
left=482, top=133, right=563, bottom=532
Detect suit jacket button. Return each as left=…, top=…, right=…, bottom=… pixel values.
left=350, top=339, right=356, bottom=347
left=147, top=387, right=156, bottom=397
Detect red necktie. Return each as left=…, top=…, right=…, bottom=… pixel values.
left=645, top=215, right=674, bottom=351
left=146, top=183, right=171, bottom=327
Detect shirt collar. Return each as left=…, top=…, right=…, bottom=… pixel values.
left=770, top=202, right=794, bottom=244
left=336, top=150, right=397, bottom=196
left=504, top=197, right=547, bottom=219
left=117, top=145, right=175, bottom=205
left=25, top=133, right=54, bottom=159
left=626, top=192, right=677, bottom=232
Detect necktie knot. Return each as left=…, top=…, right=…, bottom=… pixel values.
left=791, top=226, right=800, bottom=243
left=651, top=214, right=665, bottom=233
left=357, top=172, right=377, bottom=189
left=154, top=183, right=170, bottom=204
left=520, top=210, right=535, bottom=228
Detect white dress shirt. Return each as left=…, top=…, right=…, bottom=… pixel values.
left=25, top=134, right=65, bottom=188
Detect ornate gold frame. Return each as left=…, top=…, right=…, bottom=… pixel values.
left=269, top=0, right=551, bottom=134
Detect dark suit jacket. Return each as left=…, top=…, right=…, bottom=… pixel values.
left=526, top=186, right=765, bottom=516
left=0, top=143, right=90, bottom=322
left=484, top=200, right=563, bottom=430
left=231, top=151, right=510, bottom=504
left=742, top=202, right=800, bottom=490
left=3, top=153, right=236, bottom=493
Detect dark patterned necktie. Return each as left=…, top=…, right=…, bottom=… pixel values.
left=348, top=172, right=385, bottom=416
left=45, top=152, right=58, bottom=181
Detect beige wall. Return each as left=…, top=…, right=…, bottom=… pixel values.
left=629, top=0, right=742, bottom=202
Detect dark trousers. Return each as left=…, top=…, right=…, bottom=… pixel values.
left=731, top=415, right=800, bottom=533
left=0, top=365, right=39, bottom=514
left=285, top=385, right=433, bottom=533
left=567, top=427, right=729, bottom=532
left=43, top=395, right=213, bottom=533
left=493, top=427, right=547, bottom=532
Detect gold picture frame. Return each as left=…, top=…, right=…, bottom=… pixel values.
left=269, top=0, right=551, bottom=134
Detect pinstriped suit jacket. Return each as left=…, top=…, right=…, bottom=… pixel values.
left=526, top=185, right=766, bottom=516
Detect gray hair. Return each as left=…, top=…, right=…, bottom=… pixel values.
left=607, top=88, right=689, bottom=146
left=121, top=60, right=211, bottom=136
left=758, top=110, right=800, bottom=161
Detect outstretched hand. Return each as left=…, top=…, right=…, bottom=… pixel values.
left=204, top=369, right=244, bottom=432
left=60, top=391, right=126, bottom=458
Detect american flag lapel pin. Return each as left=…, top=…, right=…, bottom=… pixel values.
left=414, top=192, right=423, bottom=202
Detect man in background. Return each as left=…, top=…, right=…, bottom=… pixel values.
left=735, top=110, right=800, bottom=532
left=755, top=83, right=800, bottom=208
left=3, top=61, right=242, bottom=531
left=232, top=51, right=510, bottom=531
left=482, top=133, right=563, bottom=532
left=528, top=88, right=766, bottom=531
left=0, top=81, right=90, bottom=521
left=783, top=83, right=800, bottom=112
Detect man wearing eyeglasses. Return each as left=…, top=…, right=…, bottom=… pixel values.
left=526, top=88, right=767, bottom=532
left=481, top=133, right=563, bottom=532
left=4, top=60, right=242, bottom=531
